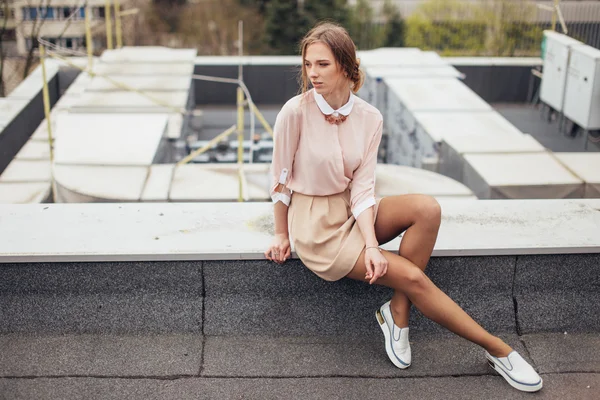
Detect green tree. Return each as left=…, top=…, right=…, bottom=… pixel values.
left=382, top=0, right=405, bottom=47
left=263, top=0, right=309, bottom=55
left=405, top=0, right=542, bottom=56
left=347, top=0, right=377, bottom=50
left=263, top=0, right=349, bottom=55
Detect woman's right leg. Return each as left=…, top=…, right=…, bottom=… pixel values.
left=347, top=248, right=512, bottom=357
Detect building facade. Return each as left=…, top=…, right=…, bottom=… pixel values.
left=10, top=0, right=122, bottom=55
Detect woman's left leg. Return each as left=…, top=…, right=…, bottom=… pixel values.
left=374, top=194, right=442, bottom=327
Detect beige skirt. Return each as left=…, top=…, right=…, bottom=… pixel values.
left=288, top=189, right=382, bottom=282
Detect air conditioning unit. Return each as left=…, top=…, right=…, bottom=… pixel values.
left=563, top=44, right=600, bottom=131
left=540, top=31, right=584, bottom=112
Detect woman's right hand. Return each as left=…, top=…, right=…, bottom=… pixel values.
left=265, top=233, right=291, bottom=264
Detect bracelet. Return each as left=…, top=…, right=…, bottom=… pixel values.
left=366, top=246, right=381, bottom=252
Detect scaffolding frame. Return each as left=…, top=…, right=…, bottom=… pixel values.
left=38, top=14, right=273, bottom=203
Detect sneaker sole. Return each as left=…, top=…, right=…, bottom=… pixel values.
left=486, top=356, right=543, bottom=392
left=376, top=308, right=410, bottom=369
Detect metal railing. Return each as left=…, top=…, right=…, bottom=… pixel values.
left=37, top=12, right=273, bottom=203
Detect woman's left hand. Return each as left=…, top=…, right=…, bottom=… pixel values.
left=364, top=247, right=388, bottom=284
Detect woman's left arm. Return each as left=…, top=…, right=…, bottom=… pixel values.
left=350, top=117, right=387, bottom=284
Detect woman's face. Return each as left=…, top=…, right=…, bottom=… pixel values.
left=304, top=41, right=346, bottom=95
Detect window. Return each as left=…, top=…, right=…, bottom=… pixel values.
left=65, top=38, right=73, bottom=48
left=22, top=7, right=56, bottom=20
left=25, top=38, right=39, bottom=49
left=98, top=7, right=105, bottom=18
left=23, top=7, right=37, bottom=20
left=2, top=29, right=16, bottom=41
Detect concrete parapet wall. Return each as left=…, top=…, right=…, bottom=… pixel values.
left=0, top=200, right=598, bottom=336
left=1, top=253, right=598, bottom=335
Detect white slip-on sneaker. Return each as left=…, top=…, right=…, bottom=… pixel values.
left=376, top=300, right=411, bottom=369
left=486, top=350, right=543, bottom=392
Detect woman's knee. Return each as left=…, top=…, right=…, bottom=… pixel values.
left=386, top=261, right=429, bottom=294
left=416, top=195, right=441, bottom=226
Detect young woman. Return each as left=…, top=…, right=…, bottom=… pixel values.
left=264, top=22, right=542, bottom=393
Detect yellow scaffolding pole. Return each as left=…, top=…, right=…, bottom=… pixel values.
left=551, top=0, right=559, bottom=31
left=249, top=102, right=273, bottom=137
left=236, top=87, right=244, bottom=202
left=105, top=0, right=113, bottom=49
left=114, top=0, right=123, bottom=48
left=84, top=5, right=93, bottom=69
left=39, top=45, right=58, bottom=203
left=176, top=125, right=237, bottom=166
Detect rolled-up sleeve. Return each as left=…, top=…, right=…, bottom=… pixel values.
left=350, top=116, right=383, bottom=219
left=270, top=102, right=301, bottom=206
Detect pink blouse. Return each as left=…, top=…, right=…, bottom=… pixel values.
left=270, top=88, right=383, bottom=219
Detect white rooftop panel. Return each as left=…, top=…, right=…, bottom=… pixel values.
left=141, top=164, right=174, bottom=201
left=167, top=113, right=183, bottom=139
left=554, top=152, right=600, bottom=186
left=194, top=55, right=301, bottom=66
left=443, top=57, right=542, bottom=66
left=100, top=47, right=197, bottom=63
left=31, top=110, right=67, bottom=141
left=359, top=48, right=450, bottom=68
left=54, top=113, right=168, bottom=166
left=0, top=160, right=51, bottom=182
left=248, top=56, right=301, bottom=65
left=15, top=140, right=51, bottom=160
left=86, top=75, right=191, bottom=92
left=95, top=63, right=194, bottom=76
left=465, top=153, right=582, bottom=186
left=53, top=93, right=82, bottom=111
left=0, top=98, right=28, bottom=124
left=54, top=165, right=149, bottom=201
left=463, top=152, right=584, bottom=199
left=414, top=110, right=524, bottom=142
left=71, top=91, right=188, bottom=113
left=386, top=78, right=492, bottom=111
left=366, top=65, right=462, bottom=79
left=375, top=164, right=473, bottom=198
left=442, top=133, right=545, bottom=154
left=64, top=73, right=93, bottom=95
left=170, top=164, right=269, bottom=201
left=195, top=56, right=252, bottom=65
left=0, top=182, right=51, bottom=203
left=8, top=62, right=59, bottom=100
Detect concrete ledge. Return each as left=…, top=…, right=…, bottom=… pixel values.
left=0, top=200, right=599, bottom=263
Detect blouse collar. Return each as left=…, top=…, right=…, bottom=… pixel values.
left=313, top=89, right=355, bottom=116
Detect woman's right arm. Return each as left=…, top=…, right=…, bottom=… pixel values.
left=265, top=201, right=291, bottom=264
left=265, top=102, right=301, bottom=264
